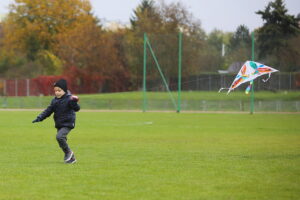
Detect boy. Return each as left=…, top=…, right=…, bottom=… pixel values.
left=32, top=79, right=80, bottom=164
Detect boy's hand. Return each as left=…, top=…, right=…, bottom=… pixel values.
left=71, top=95, right=79, bottom=102
left=32, top=118, right=41, bottom=123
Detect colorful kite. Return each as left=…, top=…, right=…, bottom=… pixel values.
left=219, top=61, right=279, bottom=94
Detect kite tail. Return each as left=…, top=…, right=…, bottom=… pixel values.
left=245, top=81, right=253, bottom=94
left=218, top=88, right=228, bottom=93
left=218, top=88, right=232, bottom=95
left=262, top=73, right=271, bottom=82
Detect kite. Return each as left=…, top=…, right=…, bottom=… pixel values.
left=219, top=61, right=279, bottom=94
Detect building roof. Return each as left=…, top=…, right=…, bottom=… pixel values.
left=227, top=62, right=244, bottom=73
left=0, top=14, right=6, bottom=22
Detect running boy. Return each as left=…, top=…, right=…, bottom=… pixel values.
left=32, top=79, right=80, bottom=164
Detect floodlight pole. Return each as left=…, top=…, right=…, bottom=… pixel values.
left=250, top=32, right=255, bottom=114
left=177, top=32, right=182, bottom=113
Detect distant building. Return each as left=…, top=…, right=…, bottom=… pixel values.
left=218, top=62, right=244, bottom=74
left=0, top=23, right=3, bottom=38
left=102, top=21, right=130, bottom=32
left=227, top=62, right=244, bottom=73
left=0, top=14, right=6, bottom=22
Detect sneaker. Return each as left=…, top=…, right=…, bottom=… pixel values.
left=64, top=151, right=74, bottom=162
left=66, top=154, right=76, bottom=164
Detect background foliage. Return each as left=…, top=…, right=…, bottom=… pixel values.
left=0, top=0, right=299, bottom=92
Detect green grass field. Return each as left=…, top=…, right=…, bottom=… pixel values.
left=0, top=111, right=299, bottom=200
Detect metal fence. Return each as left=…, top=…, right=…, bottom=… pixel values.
left=0, top=79, right=40, bottom=96
left=148, top=72, right=300, bottom=92
left=0, top=73, right=299, bottom=97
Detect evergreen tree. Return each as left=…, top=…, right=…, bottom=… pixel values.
left=130, top=0, right=161, bottom=33
left=226, top=25, right=252, bottom=68
left=229, top=25, right=251, bottom=50
left=256, top=0, right=300, bottom=70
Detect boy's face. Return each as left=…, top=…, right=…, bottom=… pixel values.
left=54, top=87, right=65, bottom=98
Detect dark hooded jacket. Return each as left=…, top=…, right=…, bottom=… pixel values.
left=37, top=92, right=80, bottom=129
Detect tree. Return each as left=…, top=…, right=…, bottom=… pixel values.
left=130, top=0, right=161, bottom=32
left=203, top=29, right=226, bottom=71
left=126, top=0, right=163, bottom=88
left=0, top=0, right=94, bottom=77
left=229, top=25, right=251, bottom=50
left=126, top=0, right=206, bottom=89
left=56, top=17, right=128, bottom=92
left=7, top=0, right=92, bottom=52
left=226, top=25, right=252, bottom=67
left=256, top=0, right=300, bottom=71
left=158, top=1, right=207, bottom=75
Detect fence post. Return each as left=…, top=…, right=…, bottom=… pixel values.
left=202, top=100, right=206, bottom=111
left=220, top=75, right=223, bottom=88
left=26, top=79, right=30, bottom=96
left=3, top=80, right=6, bottom=96
left=209, top=75, right=211, bottom=91
left=278, top=74, right=281, bottom=90
left=15, top=79, right=18, bottom=96
left=289, top=72, right=292, bottom=90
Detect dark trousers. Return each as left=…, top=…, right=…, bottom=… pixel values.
left=56, top=127, right=72, bottom=153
